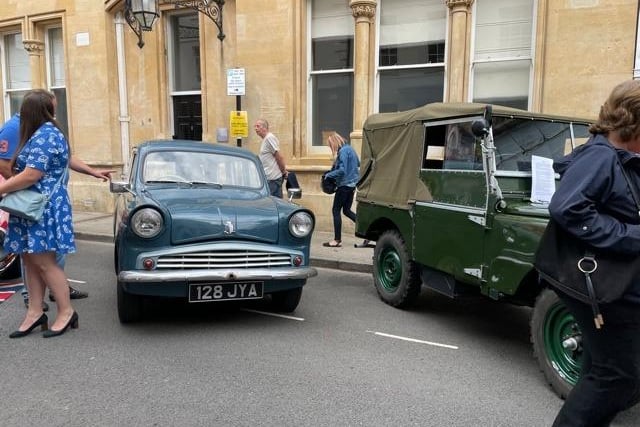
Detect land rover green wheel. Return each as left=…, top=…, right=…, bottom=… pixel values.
left=373, top=230, right=421, bottom=308
left=531, top=288, right=582, bottom=399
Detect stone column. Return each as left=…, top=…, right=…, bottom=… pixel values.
left=445, top=0, right=474, bottom=102
left=22, top=39, right=45, bottom=88
left=349, top=0, right=376, bottom=156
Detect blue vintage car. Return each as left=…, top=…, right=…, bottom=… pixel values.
left=111, top=140, right=317, bottom=323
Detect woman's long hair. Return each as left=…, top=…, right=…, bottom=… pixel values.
left=12, top=89, right=69, bottom=171
left=326, top=132, right=347, bottom=157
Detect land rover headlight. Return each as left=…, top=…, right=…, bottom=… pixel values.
left=289, top=211, right=313, bottom=238
left=131, top=208, right=163, bottom=238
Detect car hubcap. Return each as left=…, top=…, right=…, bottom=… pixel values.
left=544, top=302, right=582, bottom=386
left=377, top=247, right=402, bottom=292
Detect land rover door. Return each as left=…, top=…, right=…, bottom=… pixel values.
left=413, top=117, right=488, bottom=294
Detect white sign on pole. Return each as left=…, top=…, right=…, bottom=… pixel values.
left=227, top=68, right=246, bottom=96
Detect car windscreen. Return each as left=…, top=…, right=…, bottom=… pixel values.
left=493, top=117, right=591, bottom=172
left=143, top=151, right=263, bottom=189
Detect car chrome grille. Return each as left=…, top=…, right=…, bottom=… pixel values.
left=155, top=250, right=292, bottom=269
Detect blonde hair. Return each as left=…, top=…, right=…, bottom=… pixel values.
left=326, top=132, right=347, bottom=156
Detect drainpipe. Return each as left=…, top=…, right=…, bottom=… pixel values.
left=635, top=1, right=640, bottom=79
left=115, top=12, right=131, bottom=176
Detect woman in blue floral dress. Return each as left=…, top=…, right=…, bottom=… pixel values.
left=1, top=89, right=77, bottom=338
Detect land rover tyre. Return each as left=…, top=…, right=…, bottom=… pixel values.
left=373, top=230, right=421, bottom=308
left=271, top=286, right=303, bottom=313
left=117, top=281, right=143, bottom=324
left=531, top=288, right=582, bottom=399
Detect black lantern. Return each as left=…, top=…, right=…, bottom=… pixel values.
left=125, top=0, right=160, bottom=48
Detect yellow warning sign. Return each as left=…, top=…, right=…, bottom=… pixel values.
left=230, top=111, right=249, bottom=138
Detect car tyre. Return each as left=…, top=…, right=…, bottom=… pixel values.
left=373, top=230, right=421, bottom=308
left=117, top=281, right=143, bottom=324
left=0, top=252, right=21, bottom=280
left=531, top=288, right=582, bottom=399
left=271, top=287, right=303, bottom=313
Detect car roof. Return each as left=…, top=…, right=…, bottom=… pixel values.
left=363, top=102, right=593, bottom=131
left=358, top=102, right=594, bottom=210
left=135, top=140, right=257, bottom=160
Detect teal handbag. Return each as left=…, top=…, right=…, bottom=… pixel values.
left=0, top=189, right=48, bottom=222
left=0, top=167, right=67, bottom=222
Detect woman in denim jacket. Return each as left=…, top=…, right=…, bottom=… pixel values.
left=323, top=133, right=360, bottom=247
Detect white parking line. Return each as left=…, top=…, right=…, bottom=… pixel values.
left=242, top=308, right=305, bottom=321
left=367, top=330, right=458, bottom=350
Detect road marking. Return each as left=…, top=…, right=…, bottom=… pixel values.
left=367, top=330, right=459, bottom=350
left=242, top=308, right=305, bottom=321
left=0, top=291, right=15, bottom=302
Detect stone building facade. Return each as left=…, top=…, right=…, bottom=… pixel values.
left=0, top=0, right=639, bottom=232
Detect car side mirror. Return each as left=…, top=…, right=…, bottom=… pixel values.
left=471, top=119, right=491, bottom=137
left=110, top=181, right=131, bottom=194
left=287, top=188, right=302, bottom=201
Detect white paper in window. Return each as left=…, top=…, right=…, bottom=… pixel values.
left=530, top=155, right=555, bottom=204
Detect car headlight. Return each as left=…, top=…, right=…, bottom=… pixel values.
left=130, top=208, right=163, bottom=238
left=289, top=211, right=313, bottom=238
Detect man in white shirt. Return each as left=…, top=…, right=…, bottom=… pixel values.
left=254, top=119, right=287, bottom=198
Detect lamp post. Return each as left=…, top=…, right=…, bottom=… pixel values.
left=124, top=0, right=160, bottom=48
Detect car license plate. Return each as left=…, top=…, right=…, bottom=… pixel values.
left=189, top=282, right=264, bottom=303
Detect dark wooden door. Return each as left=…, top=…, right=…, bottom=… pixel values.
left=173, top=95, right=202, bottom=140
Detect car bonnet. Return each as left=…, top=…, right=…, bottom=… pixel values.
left=149, top=188, right=280, bottom=244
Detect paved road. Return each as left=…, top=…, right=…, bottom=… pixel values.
left=1, top=241, right=639, bottom=426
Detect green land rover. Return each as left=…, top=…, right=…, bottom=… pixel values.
left=355, top=102, right=593, bottom=398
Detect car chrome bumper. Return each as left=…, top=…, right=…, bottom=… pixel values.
left=118, top=267, right=318, bottom=283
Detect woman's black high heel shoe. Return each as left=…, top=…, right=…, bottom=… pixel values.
left=43, top=311, right=78, bottom=338
left=9, top=313, right=49, bottom=338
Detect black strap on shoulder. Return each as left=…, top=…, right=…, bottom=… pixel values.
left=617, top=157, right=640, bottom=217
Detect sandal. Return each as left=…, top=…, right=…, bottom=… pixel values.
left=322, top=241, right=342, bottom=247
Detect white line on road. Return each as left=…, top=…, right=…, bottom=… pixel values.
left=242, top=308, right=305, bottom=321
left=367, top=330, right=459, bottom=350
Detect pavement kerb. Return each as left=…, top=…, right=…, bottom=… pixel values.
left=310, top=259, right=372, bottom=274
left=74, top=232, right=114, bottom=244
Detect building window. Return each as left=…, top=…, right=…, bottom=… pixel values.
left=309, top=0, right=354, bottom=149
left=46, top=26, right=68, bottom=136
left=1, top=32, right=31, bottom=118
left=167, top=13, right=202, bottom=140
left=471, top=0, right=534, bottom=110
left=377, top=0, right=446, bottom=113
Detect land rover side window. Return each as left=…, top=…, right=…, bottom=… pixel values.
left=493, top=117, right=586, bottom=172
left=423, top=122, right=482, bottom=170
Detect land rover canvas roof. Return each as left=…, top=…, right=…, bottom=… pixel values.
left=357, top=102, right=592, bottom=210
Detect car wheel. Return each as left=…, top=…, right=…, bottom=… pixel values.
left=117, top=281, right=143, bottom=324
left=0, top=252, right=21, bottom=280
left=271, top=287, right=303, bottom=313
left=373, top=230, right=421, bottom=308
left=531, top=288, right=582, bottom=399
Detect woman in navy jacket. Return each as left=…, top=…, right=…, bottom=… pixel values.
left=548, top=80, right=640, bottom=426
left=323, top=133, right=360, bottom=247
